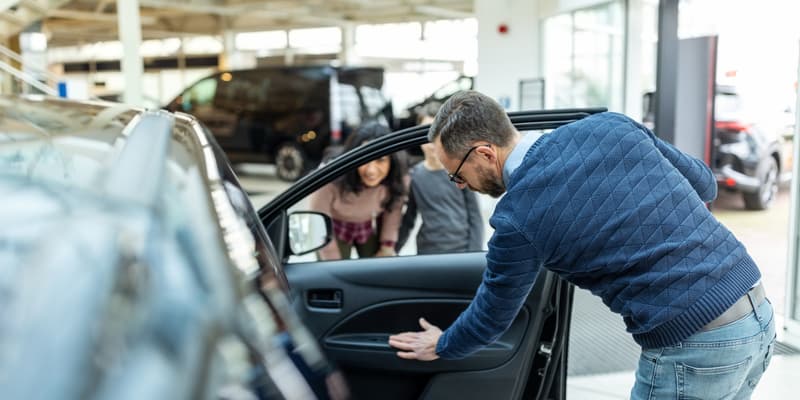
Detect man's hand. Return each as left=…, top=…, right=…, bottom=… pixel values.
left=388, top=318, right=442, bottom=361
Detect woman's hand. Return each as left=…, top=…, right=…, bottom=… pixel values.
left=376, top=245, right=396, bottom=257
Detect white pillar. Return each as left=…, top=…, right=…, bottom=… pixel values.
left=117, top=0, right=143, bottom=106
left=475, top=0, right=539, bottom=111
left=624, top=0, right=644, bottom=120
left=784, top=41, right=800, bottom=349
left=19, top=21, right=49, bottom=94
left=178, top=36, right=187, bottom=86
left=339, top=23, right=357, bottom=66
left=221, top=29, right=235, bottom=70
left=220, top=30, right=256, bottom=70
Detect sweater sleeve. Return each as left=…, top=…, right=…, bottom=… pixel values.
left=309, top=183, right=342, bottom=260
left=639, top=122, right=718, bottom=202
left=435, top=214, right=542, bottom=359
left=463, top=189, right=485, bottom=251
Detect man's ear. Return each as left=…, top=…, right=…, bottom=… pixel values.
left=474, top=144, right=496, bottom=162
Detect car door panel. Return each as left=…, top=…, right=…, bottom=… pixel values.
left=322, top=301, right=529, bottom=372
left=260, top=109, right=606, bottom=399
left=285, top=252, right=562, bottom=400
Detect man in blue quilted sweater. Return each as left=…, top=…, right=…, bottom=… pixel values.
left=389, top=90, right=776, bottom=398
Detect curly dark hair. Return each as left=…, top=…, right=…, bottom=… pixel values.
left=335, top=122, right=407, bottom=211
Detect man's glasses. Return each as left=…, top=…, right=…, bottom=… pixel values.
left=448, top=144, right=490, bottom=184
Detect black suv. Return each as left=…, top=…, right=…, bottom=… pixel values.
left=713, top=86, right=790, bottom=210
left=643, top=86, right=789, bottom=210
left=395, top=75, right=474, bottom=130
left=165, top=65, right=393, bottom=181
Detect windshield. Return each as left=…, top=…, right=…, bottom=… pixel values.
left=715, top=92, right=742, bottom=122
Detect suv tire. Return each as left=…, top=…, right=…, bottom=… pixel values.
left=275, top=142, right=307, bottom=182
left=743, top=156, right=779, bottom=210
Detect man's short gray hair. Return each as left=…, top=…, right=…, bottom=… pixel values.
left=428, top=90, right=515, bottom=156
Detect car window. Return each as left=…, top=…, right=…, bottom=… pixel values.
left=432, top=76, right=473, bottom=100
left=715, top=92, right=742, bottom=121
left=282, top=131, right=554, bottom=264
left=182, top=77, right=217, bottom=112
left=215, top=72, right=269, bottom=112
left=337, top=83, right=362, bottom=129
left=359, top=86, right=389, bottom=117
left=289, top=145, right=494, bottom=263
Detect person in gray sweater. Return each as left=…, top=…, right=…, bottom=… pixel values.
left=398, top=106, right=484, bottom=254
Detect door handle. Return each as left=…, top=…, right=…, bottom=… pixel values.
left=307, top=289, right=343, bottom=309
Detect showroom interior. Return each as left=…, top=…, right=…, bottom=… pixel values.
left=1, top=0, right=800, bottom=399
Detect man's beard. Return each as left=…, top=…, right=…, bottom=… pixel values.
left=475, top=165, right=506, bottom=198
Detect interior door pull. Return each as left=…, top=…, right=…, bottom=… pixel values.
left=307, top=289, right=343, bottom=309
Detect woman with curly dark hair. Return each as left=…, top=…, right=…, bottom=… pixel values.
left=310, top=122, right=408, bottom=260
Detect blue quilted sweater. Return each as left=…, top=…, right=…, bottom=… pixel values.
left=435, top=112, right=761, bottom=358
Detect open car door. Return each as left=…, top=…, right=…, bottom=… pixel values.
left=259, top=108, right=606, bottom=400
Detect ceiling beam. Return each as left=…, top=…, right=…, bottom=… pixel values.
left=414, top=5, right=472, bottom=20
left=0, top=9, right=25, bottom=25
left=48, top=9, right=157, bottom=24
left=0, top=0, right=18, bottom=14
left=32, top=0, right=475, bottom=48
left=95, top=0, right=112, bottom=13
left=139, top=0, right=310, bottom=17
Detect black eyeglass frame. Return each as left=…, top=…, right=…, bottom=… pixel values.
left=448, top=144, right=491, bottom=184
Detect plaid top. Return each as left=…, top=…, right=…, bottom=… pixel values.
left=332, top=218, right=374, bottom=244
left=310, top=181, right=407, bottom=260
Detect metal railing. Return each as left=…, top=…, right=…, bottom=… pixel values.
left=0, top=43, right=59, bottom=96
left=0, top=43, right=62, bottom=87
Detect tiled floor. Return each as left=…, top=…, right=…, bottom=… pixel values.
left=567, top=308, right=800, bottom=399
left=567, top=354, right=800, bottom=399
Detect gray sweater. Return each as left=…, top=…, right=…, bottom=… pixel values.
left=398, top=163, right=484, bottom=254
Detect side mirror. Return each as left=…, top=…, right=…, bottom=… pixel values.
left=288, top=211, right=332, bottom=256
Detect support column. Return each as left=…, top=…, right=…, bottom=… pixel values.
left=339, top=23, right=356, bottom=66
left=220, top=29, right=235, bottom=70
left=178, top=36, right=186, bottom=86
left=785, top=41, right=800, bottom=349
left=624, top=0, right=644, bottom=120
left=475, top=0, right=539, bottom=111
left=654, top=0, right=679, bottom=143
left=20, top=22, right=49, bottom=95
left=220, top=28, right=256, bottom=70
left=117, top=0, right=143, bottom=106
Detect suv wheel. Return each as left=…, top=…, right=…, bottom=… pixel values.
left=275, top=142, right=307, bottom=182
left=743, top=157, right=779, bottom=210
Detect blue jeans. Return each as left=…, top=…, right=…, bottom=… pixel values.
left=631, top=298, right=776, bottom=400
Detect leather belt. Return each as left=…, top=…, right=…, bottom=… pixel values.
left=701, top=283, right=766, bottom=332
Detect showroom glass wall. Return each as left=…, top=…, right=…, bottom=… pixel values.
left=543, top=1, right=626, bottom=111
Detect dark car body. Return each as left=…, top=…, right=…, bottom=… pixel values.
left=395, top=75, right=474, bottom=130
left=165, top=66, right=393, bottom=182
left=712, top=86, right=791, bottom=209
left=0, top=96, right=344, bottom=400
left=643, top=86, right=790, bottom=209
